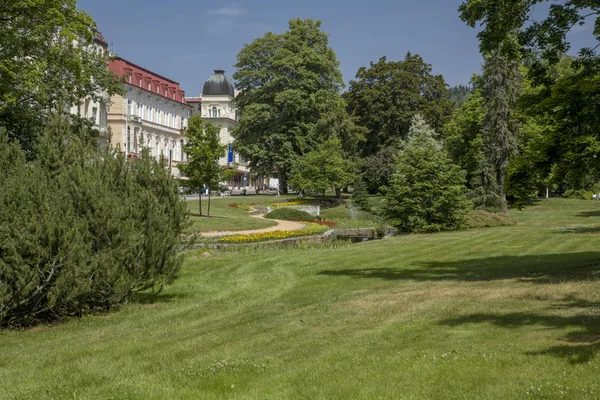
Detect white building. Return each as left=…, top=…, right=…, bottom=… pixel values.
left=69, top=28, right=110, bottom=145
left=108, top=57, right=191, bottom=178
left=186, top=70, right=258, bottom=189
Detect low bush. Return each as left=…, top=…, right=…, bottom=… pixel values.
left=463, top=210, right=517, bottom=229
left=0, top=117, right=189, bottom=328
left=265, top=208, right=314, bottom=221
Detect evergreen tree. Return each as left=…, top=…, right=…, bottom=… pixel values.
left=383, top=115, right=471, bottom=233
left=472, top=49, right=522, bottom=210
left=0, top=115, right=188, bottom=328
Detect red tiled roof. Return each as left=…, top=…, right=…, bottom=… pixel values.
left=109, top=57, right=187, bottom=104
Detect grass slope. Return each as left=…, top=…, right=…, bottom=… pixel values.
left=2, top=199, right=600, bottom=399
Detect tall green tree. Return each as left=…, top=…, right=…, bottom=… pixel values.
left=180, top=115, right=226, bottom=217
left=460, top=1, right=528, bottom=210
left=233, top=18, right=344, bottom=193
left=383, top=115, right=471, bottom=233
left=444, top=87, right=485, bottom=188
left=345, top=53, right=454, bottom=157
left=289, top=138, right=354, bottom=200
left=0, top=0, right=121, bottom=151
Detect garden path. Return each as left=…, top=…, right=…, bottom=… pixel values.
left=199, top=214, right=306, bottom=237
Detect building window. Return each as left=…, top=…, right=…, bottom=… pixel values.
left=127, top=99, right=132, bottom=118
left=211, top=106, right=217, bottom=118
left=148, top=81, right=151, bottom=91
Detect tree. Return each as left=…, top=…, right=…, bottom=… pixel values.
left=233, top=18, right=345, bottom=193
left=180, top=115, right=226, bottom=217
left=444, top=87, right=485, bottom=189
left=459, top=1, right=527, bottom=211
left=289, top=138, right=354, bottom=200
left=345, top=53, right=454, bottom=158
left=450, top=85, right=473, bottom=108
left=383, top=115, right=471, bottom=233
left=0, top=0, right=121, bottom=152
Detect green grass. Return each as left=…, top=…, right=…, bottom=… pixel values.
left=2, top=199, right=600, bottom=399
left=184, top=195, right=283, bottom=233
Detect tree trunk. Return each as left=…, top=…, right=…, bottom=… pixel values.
left=208, top=189, right=211, bottom=217
left=198, top=187, right=202, bottom=216
left=335, top=187, right=341, bottom=198
left=343, top=185, right=349, bottom=193
left=278, top=168, right=288, bottom=195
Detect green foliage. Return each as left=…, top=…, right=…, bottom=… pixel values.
left=289, top=138, right=354, bottom=198
left=179, top=115, right=227, bottom=216
left=383, top=115, right=471, bottom=233
left=463, top=210, right=517, bottom=229
left=233, top=18, right=345, bottom=191
left=444, top=88, right=485, bottom=188
left=345, top=53, right=454, bottom=157
left=449, top=85, right=473, bottom=108
left=360, top=147, right=397, bottom=194
left=0, top=116, right=188, bottom=328
left=264, top=208, right=314, bottom=221
left=0, top=0, right=122, bottom=151
left=351, top=179, right=370, bottom=211
left=471, top=50, right=522, bottom=211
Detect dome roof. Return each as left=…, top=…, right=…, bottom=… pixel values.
left=202, top=69, right=235, bottom=97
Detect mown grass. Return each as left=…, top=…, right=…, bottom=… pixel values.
left=184, top=195, right=284, bottom=233
left=2, top=199, right=600, bottom=399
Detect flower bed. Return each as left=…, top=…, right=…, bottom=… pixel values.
left=218, top=223, right=328, bottom=243
left=270, top=199, right=316, bottom=208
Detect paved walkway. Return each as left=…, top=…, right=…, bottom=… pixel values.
left=199, top=214, right=306, bottom=237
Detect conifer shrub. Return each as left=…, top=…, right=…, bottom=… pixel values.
left=383, top=115, right=472, bottom=233
left=0, top=117, right=189, bottom=328
left=264, top=208, right=315, bottom=221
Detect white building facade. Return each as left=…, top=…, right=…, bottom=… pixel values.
left=186, top=70, right=257, bottom=189
left=69, top=29, right=110, bottom=144
left=108, top=57, right=191, bottom=178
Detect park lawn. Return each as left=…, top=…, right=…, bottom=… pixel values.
left=2, top=199, right=600, bottom=399
left=184, top=195, right=288, bottom=233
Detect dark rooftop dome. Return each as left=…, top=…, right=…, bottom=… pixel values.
left=202, top=69, right=235, bottom=97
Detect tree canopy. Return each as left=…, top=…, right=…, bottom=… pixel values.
left=0, top=0, right=121, bottom=151
left=345, top=53, right=454, bottom=158
left=233, top=18, right=345, bottom=192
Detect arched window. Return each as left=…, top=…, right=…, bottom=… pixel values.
left=211, top=106, right=218, bottom=118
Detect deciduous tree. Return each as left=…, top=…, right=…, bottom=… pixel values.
left=180, top=115, right=226, bottom=217
left=233, top=18, right=345, bottom=193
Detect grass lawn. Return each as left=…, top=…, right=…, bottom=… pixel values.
left=2, top=199, right=600, bottom=399
left=184, top=195, right=285, bottom=233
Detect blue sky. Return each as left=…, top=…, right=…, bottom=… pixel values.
left=78, top=0, right=597, bottom=97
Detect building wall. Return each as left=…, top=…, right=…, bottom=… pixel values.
left=107, top=58, right=191, bottom=178
left=69, top=31, right=110, bottom=146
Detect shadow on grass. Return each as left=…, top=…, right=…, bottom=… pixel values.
left=190, top=214, right=222, bottom=218
left=131, top=291, right=189, bottom=305
left=577, top=210, right=600, bottom=217
left=558, top=226, right=600, bottom=234
left=318, top=253, right=600, bottom=284
left=440, top=298, right=600, bottom=364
